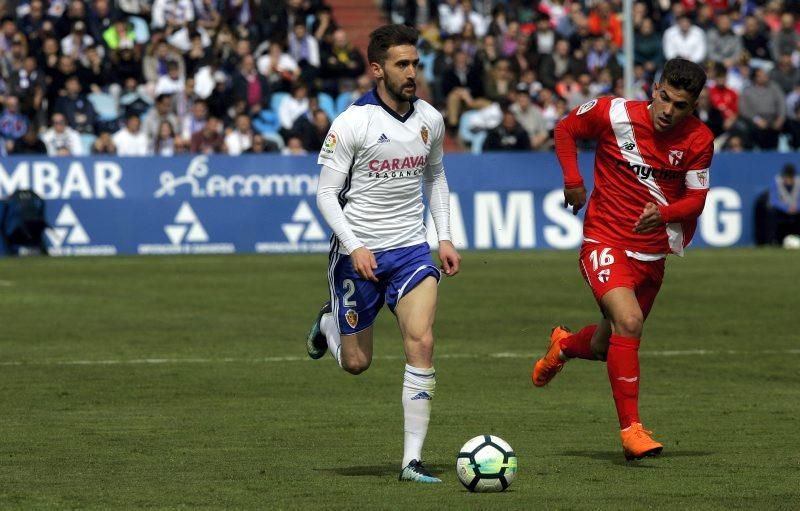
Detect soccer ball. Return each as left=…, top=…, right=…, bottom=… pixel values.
left=456, top=435, right=518, bottom=492
left=783, top=234, right=800, bottom=250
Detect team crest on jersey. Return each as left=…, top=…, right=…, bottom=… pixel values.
left=322, top=131, right=338, bottom=154
left=345, top=309, right=359, bottom=328
left=696, top=169, right=708, bottom=187
left=420, top=126, right=429, bottom=144
left=668, top=149, right=684, bottom=166
left=577, top=99, right=598, bottom=115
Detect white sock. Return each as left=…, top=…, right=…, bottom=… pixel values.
left=401, top=364, right=436, bottom=467
left=320, top=313, right=342, bottom=367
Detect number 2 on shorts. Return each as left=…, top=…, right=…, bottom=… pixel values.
left=342, top=279, right=357, bottom=307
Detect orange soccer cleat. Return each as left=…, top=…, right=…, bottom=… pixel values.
left=531, top=326, right=572, bottom=387
left=620, top=423, right=664, bottom=461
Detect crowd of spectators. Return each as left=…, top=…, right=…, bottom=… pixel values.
left=0, top=0, right=799, bottom=156
left=389, top=0, right=800, bottom=152
left=0, top=0, right=364, bottom=156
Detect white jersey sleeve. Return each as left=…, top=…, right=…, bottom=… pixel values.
left=317, top=110, right=361, bottom=174
left=423, top=115, right=451, bottom=241
left=316, top=165, right=363, bottom=254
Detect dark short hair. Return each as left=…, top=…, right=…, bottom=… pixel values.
left=367, top=24, right=418, bottom=65
left=782, top=163, right=796, bottom=177
left=660, top=58, right=706, bottom=99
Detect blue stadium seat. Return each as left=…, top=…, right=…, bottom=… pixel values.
left=262, top=132, right=285, bottom=150
left=419, top=51, right=435, bottom=84
left=317, top=92, right=336, bottom=121
left=128, top=16, right=150, bottom=45
left=269, top=92, right=290, bottom=114
left=778, top=134, right=791, bottom=153
left=88, top=92, right=119, bottom=122
left=80, top=133, right=96, bottom=155
left=458, top=111, right=487, bottom=154
left=253, top=109, right=280, bottom=135
left=336, top=92, right=354, bottom=115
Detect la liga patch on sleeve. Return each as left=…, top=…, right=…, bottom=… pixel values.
left=321, top=131, right=338, bottom=155
left=577, top=99, right=598, bottom=116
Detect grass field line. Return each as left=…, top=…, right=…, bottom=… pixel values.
left=2, top=349, right=799, bottom=367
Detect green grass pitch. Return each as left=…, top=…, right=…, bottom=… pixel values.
left=0, top=249, right=798, bottom=510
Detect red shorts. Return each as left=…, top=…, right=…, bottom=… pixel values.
left=578, top=242, right=665, bottom=319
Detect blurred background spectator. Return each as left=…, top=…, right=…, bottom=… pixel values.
left=484, top=106, right=531, bottom=151
left=767, top=163, right=800, bottom=244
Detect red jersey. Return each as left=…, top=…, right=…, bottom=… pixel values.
left=554, top=96, right=714, bottom=255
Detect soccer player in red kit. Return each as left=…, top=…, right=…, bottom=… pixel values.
left=531, top=58, right=714, bottom=460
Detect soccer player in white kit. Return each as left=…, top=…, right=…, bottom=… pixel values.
left=305, top=24, right=461, bottom=483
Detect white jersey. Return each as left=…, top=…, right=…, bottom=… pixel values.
left=317, top=90, right=445, bottom=253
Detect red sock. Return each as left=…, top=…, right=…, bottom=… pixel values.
left=606, top=334, right=641, bottom=429
left=559, top=325, right=598, bottom=360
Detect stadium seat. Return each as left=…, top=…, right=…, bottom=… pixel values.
left=419, top=51, right=435, bottom=84
left=778, top=134, right=791, bottom=153
left=88, top=92, right=120, bottom=122
left=262, top=132, right=285, bottom=150
left=458, top=111, right=488, bottom=154
left=269, top=92, right=290, bottom=114
left=128, top=16, right=150, bottom=45
left=80, top=133, right=96, bottom=155
left=253, top=109, right=280, bottom=135
left=335, top=92, right=354, bottom=115
left=305, top=13, right=316, bottom=31
left=317, top=92, right=336, bottom=121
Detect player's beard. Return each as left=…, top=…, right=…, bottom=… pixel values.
left=384, top=71, right=416, bottom=104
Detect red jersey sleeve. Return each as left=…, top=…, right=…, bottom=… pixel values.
left=554, top=97, right=613, bottom=188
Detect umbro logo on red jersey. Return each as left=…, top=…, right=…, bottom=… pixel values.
left=668, top=149, right=684, bottom=166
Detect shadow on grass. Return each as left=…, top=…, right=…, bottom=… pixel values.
left=562, top=450, right=713, bottom=466
left=316, top=464, right=448, bottom=477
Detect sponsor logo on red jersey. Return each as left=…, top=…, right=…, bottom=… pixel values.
left=668, top=149, right=684, bottom=166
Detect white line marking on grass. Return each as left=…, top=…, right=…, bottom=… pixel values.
left=0, top=280, right=13, bottom=286
left=1, top=349, right=799, bottom=367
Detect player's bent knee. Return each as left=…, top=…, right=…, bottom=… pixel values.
left=405, top=331, right=434, bottom=347
left=341, top=356, right=371, bottom=375
left=614, top=314, right=643, bottom=338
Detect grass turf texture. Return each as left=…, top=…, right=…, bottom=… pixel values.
left=0, top=249, right=798, bottom=510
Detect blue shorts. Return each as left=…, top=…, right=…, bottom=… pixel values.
left=327, top=243, right=441, bottom=335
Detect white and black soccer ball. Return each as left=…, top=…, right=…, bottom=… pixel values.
left=456, top=435, right=518, bottom=492
left=783, top=234, right=800, bottom=250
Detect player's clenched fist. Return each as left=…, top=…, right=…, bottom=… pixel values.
left=564, top=186, right=587, bottom=215
left=438, top=240, right=461, bottom=276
